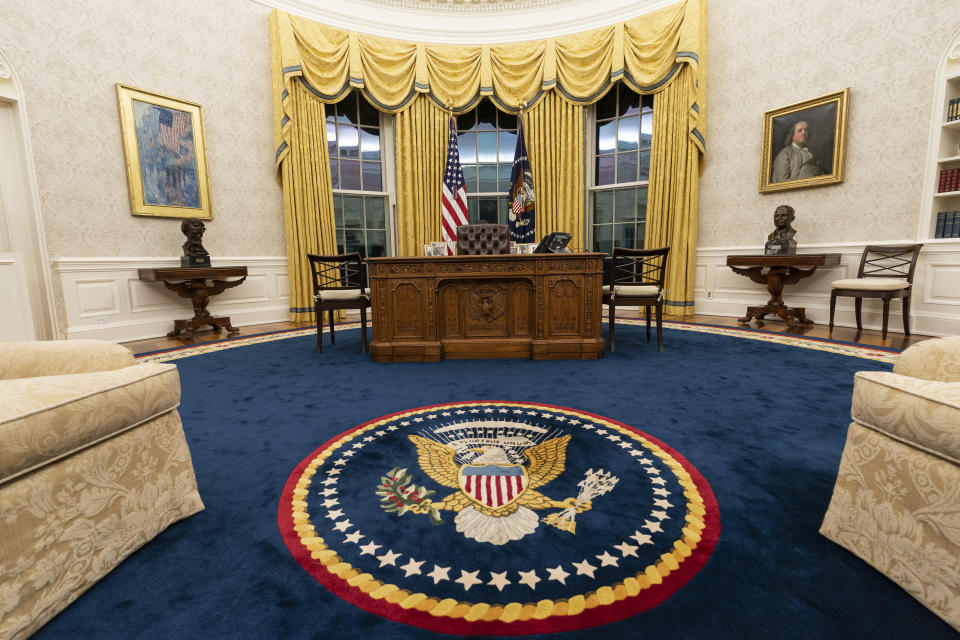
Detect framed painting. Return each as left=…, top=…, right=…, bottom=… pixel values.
left=116, top=84, right=212, bottom=218
left=759, top=88, right=849, bottom=193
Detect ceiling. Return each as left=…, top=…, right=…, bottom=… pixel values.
left=258, top=0, right=677, bottom=43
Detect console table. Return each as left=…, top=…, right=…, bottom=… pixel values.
left=138, top=266, right=248, bottom=339
left=726, top=254, right=841, bottom=329
left=366, top=253, right=605, bottom=362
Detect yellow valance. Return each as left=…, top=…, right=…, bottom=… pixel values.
left=271, top=1, right=705, bottom=159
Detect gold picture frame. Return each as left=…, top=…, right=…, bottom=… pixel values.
left=116, top=83, right=212, bottom=218
left=759, top=88, right=849, bottom=193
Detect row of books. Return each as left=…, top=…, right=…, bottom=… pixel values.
left=949, top=97, right=960, bottom=122
left=938, top=167, right=960, bottom=193
left=935, top=211, right=960, bottom=238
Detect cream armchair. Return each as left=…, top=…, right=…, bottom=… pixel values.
left=820, top=337, right=960, bottom=630
left=0, top=340, right=204, bottom=640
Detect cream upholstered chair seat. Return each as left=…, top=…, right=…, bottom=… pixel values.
left=829, top=277, right=911, bottom=291
left=602, top=284, right=662, bottom=299
left=316, top=289, right=368, bottom=302
left=820, top=337, right=960, bottom=630
left=0, top=340, right=204, bottom=640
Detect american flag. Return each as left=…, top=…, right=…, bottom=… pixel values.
left=158, top=108, right=191, bottom=153
left=440, top=116, right=468, bottom=256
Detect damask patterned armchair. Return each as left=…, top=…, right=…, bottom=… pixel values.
left=0, top=340, right=204, bottom=639
left=820, top=337, right=960, bottom=630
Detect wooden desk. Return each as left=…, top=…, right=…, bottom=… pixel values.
left=366, top=253, right=605, bottom=362
left=138, top=266, right=247, bottom=339
left=726, top=253, right=841, bottom=329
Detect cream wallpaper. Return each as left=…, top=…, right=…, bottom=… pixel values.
left=2, top=0, right=959, bottom=259
left=700, top=1, right=960, bottom=248
left=0, top=0, right=284, bottom=258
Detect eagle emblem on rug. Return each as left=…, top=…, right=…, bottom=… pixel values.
left=376, top=421, right=618, bottom=545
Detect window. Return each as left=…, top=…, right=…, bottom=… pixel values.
left=456, top=100, right=517, bottom=225
left=589, top=85, right=653, bottom=252
left=326, top=92, right=393, bottom=258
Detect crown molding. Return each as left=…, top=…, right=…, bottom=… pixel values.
left=254, top=0, right=679, bottom=43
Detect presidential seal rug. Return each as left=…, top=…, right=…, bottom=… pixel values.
left=33, top=323, right=957, bottom=639
left=278, top=401, right=719, bottom=635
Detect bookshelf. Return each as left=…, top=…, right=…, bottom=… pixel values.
left=925, top=49, right=960, bottom=239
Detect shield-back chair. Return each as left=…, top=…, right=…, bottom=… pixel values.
left=306, top=252, right=370, bottom=353
left=602, top=246, right=670, bottom=352
left=828, top=244, right=923, bottom=339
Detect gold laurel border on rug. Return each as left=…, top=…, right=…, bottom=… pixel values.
left=287, top=401, right=706, bottom=624
left=136, top=321, right=899, bottom=365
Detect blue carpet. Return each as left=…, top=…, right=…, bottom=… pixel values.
left=33, top=325, right=956, bottom=638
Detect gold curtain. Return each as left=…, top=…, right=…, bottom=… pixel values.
left=646, top=63, right=702, bottom=316
left=278, top=80, right=339, bottom=323
left=271, top=0, right=706, bottom=319
left=524, top=93, right=585, bottom=248
left=394, top=95, right=448, bottom=256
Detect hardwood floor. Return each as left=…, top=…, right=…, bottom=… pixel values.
left=120, top=312, right=933, bottom=356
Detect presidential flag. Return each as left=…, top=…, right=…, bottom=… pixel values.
left=440, top=116, right=468, bottom=256
left=508, top=114, right=535, bottom=243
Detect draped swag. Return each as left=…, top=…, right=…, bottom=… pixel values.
left=270, top=0, right=705, bottom=319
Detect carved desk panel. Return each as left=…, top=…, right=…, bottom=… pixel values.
left=366, top=254, right=605, bottom=362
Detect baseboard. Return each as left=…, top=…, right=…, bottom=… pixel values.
left=55, top=256, right=290, bottom=343
left=694, top=241, right=960, bottom=337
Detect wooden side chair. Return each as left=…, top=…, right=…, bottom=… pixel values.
left=829, top=244, right=923, bottom=339
left=602, top=246, right=670, bottom=352
left=306, top=252, right=370, bottom=353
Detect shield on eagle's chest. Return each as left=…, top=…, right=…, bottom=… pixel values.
left=459, top=464, right=528, bottom=508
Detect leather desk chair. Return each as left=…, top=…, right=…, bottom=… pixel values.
left=456, top=224, right=511, bottom=255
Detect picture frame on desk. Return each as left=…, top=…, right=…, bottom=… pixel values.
left=116, top=84, right=212, bottom=219
left=759, top=88, right=849, bottom=193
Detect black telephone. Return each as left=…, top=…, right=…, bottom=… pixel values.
left=533, top=232, right=572, bottom=254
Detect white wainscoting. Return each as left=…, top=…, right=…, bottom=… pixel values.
left=55, top=257, right=290, bottom=343
left=693, top=241, right=960, bottom=337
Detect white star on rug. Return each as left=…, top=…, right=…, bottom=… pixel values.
left=455, top=570, right=482, bottom=591
left=455, top=410, right=466, bottom=414
left=596, top=551, right=619, bottom=567
left=321, top=477, right=338, bottom=486
left=333, top=459, right=347, bottom=466
left=629, top=450, right=644, bottom=457
left=607, top=434, right=622, bottom=441
left=343, top=531, right=364, bottom=544
left=654, top=498, right=672, bottom=509
left=342, top=451, right=355, bottom=458
left=374, top=430, right=385, bottom=436
left=572, top=559, right=597, bottom=578
left=387, top=425, right=398, bottom=430
left=327, top=468, right=343, bottom=475
left=427, top=565, right=451, bottom=583
left=414, top=417, right=424, bottom=422
left=326, top=509, right=345, bottom=520
left=321, top=488, right=337, bottom=496
left=359, top=541, right=381, bottom=556
left=615, top=542, right=639, bottom=558
left=555, top=416, right=566, bottom=421
left=595, top=429, right=607, bottom=435
left=517, top=569, right=540, bottom=589
left=618, top=442, right=633, bottom=449
left=322, top=498, right=339, bottom=508
left=650, top=477, right=667, bottom=485
left=442, top=412, right=451, bottom=416
left=653, top=487, right=669, bottom=497
left=650, top=510, right=669, bottom=521
left=400, top=558, right=424, bottom=577
left=377, top=550, right=401, bottom=567
left=630, top=531, right=653, bottom=546
left=332, top=519, right=353, bottom=533
left=362, top=436, right=375, bottom=442
left=351, top=442, right=363, bottom=449
left=642, top=519, right=664, bottom=533
left=569, top=419, right=581, bottom=425
left=487, top=571, right=511, bottom=591
left=546, top=565, right=570, bottom=584
left=427, top=414, right=437, bottom=419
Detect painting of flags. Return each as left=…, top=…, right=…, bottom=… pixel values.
left=116, top=84, right=211, bottom=218
left=440, top=116, right=468, bottom=255
left=508, top=114, right=535, bottom=243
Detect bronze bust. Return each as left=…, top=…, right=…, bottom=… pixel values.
left=764, top=205, right=797, bottom=255
left=180, top=218, right=211, bottom=267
